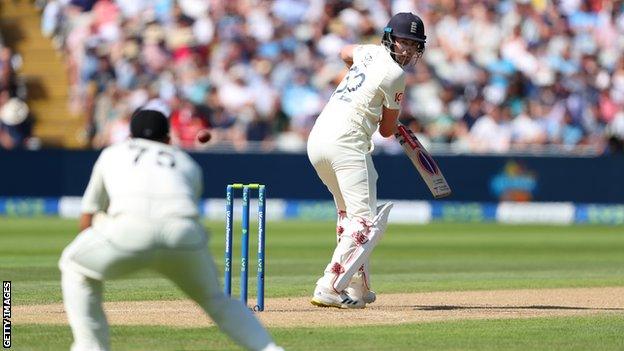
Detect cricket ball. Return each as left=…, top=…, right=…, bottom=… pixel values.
left=197, top=129, right=212, bottom=143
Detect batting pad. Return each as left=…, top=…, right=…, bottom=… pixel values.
left=331, top=202, right=393, bottom=292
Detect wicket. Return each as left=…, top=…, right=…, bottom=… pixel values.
left=225, top=183, right=266, bottom=311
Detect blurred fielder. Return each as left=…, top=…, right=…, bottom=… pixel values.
left=307, top=13, right=427, bottom=308
left=59, top=110, right=283, bottom=351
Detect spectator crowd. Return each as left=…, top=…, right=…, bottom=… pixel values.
left=0, top=35, right=32, bottom=150
left=38, top=0, right=624, bottom=154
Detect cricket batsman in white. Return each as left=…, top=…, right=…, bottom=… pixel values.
left=59, top=110, right=283, bottom=351
left=307, top=13, right=427, bottom=308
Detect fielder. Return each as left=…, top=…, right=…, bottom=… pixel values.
left=59, top=110, right=283, bottom=351
left=307, top=13, right=427, bottom=308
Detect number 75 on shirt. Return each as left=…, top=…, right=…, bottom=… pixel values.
left=394, top=123, right=452, bottom=199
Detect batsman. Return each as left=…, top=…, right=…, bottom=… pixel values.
left=307, top=12, right=427, bottom=308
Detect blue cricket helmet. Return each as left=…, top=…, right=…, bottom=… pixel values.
left=384, top=12, right=427, bottom=43
left=383, top=12, right=427, bottom=66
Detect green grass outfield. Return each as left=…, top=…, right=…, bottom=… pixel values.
left=2, top=217, right=624, bottom=350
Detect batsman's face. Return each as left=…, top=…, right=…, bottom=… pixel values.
left=394, top=38, right=424, bottom=66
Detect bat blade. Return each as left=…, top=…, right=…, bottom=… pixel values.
left=395, top=123, right=452, bottom=198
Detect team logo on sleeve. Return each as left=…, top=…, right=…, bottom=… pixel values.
left=394, top=92, right=404, bottom=102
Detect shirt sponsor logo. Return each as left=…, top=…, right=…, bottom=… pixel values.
left=394, top=92, right=403, bottom=102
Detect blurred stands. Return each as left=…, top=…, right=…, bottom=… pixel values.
left=17, top=0, right=624, bottom=154
left=1, top=0, right=80, bottom=148
left=0, top=4, right=32, bottom=149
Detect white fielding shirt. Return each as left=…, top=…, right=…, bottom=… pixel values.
left=81, top=138, right=203, bottom=219
left=318, top=44, right=406, bottom=138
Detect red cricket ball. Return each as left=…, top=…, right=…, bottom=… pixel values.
left=196, top=129, right=212, bottom=143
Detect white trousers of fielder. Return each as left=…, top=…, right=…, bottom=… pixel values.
left=59, top=216, right=276, bottom=351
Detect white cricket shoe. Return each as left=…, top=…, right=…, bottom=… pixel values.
left=311, top=286, right=365, bottom=309
left=363, top=290, right=376, bottom=304
left=345, top=287, right=376, bottom=304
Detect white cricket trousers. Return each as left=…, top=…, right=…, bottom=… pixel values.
left=307, top=113, right=378, bottom=220
left=59, top=216, right=274, bottom=351
left=307, top=113, right=379, bottom=294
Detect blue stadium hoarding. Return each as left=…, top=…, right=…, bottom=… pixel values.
left=1, top=150, right=623, bottom=203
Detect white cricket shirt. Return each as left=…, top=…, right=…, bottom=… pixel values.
left=81, top=138, right=202, bottom=219
left=319, top=44, right=406, bottom=138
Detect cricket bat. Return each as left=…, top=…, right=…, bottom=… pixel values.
left=394, top=123, right=452, bottom=198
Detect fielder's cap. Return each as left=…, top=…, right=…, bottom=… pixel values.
left=130, top=109, right=169, bottom=141
left=385, top=12, right=427, bottom=43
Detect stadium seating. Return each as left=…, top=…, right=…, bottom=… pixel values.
left=0, top=0, right=81, bottom=148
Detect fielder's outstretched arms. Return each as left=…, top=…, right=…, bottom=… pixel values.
left=306, top=13, right=427, bottom=309
left=59, top=109, right=283, bottom=351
